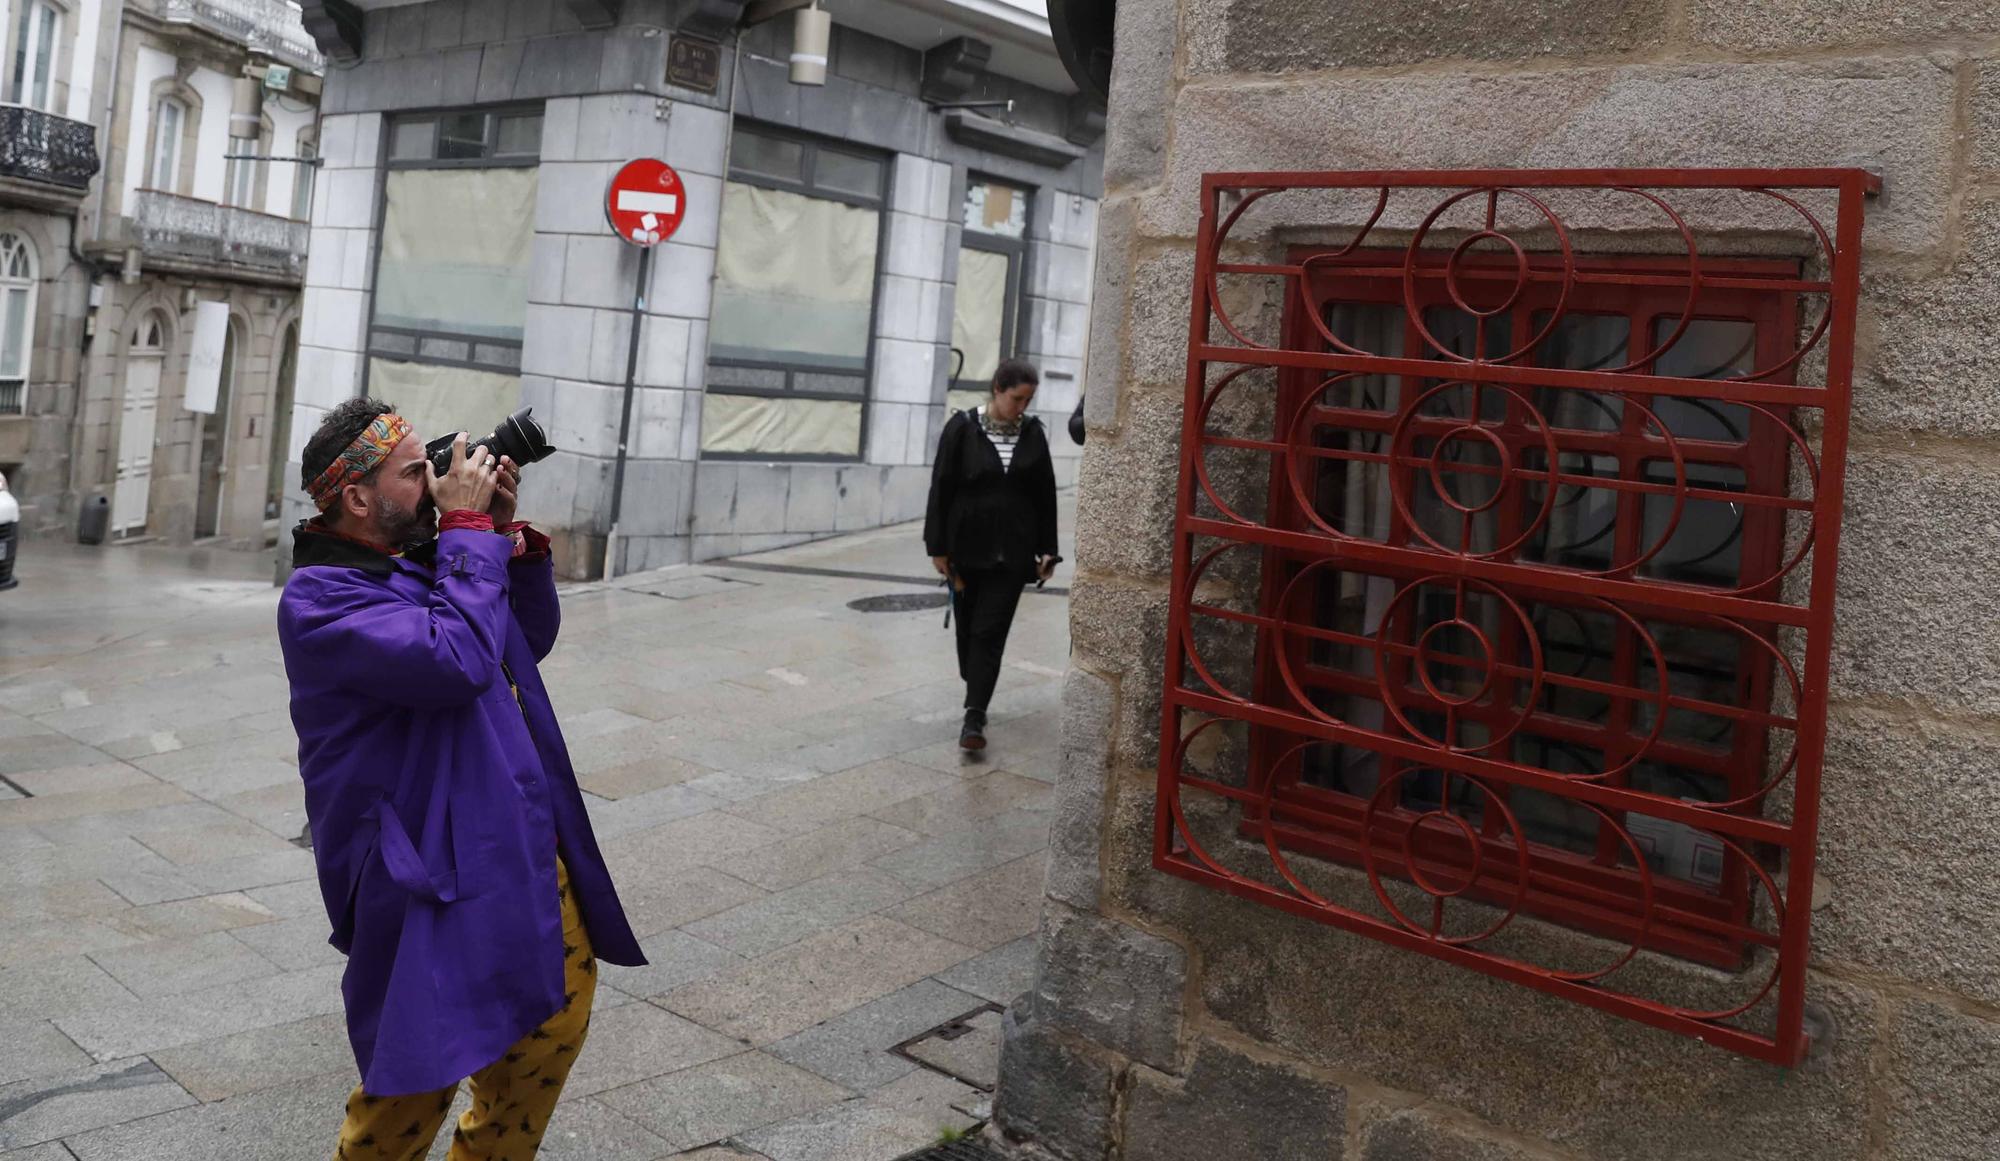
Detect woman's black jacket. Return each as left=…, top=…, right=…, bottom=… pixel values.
left=924, top=408, right=1059, bottom=581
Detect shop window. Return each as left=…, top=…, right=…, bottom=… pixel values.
left=1157, top=172, right=1872, bottom=1066
left=702, top=123, right=885, bottom=460
left=367, top=107, right=541, bottom=441
left=0, top=234, right=35, bottom=415
left=947, top=177, right=1030, bottom=415
left=9, top=1, right=61, bottom=111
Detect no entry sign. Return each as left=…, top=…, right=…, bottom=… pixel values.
left=605, top=158, right=686, bottom=246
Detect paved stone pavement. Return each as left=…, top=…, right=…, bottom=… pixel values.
left=0, top=499, right=1075, bottom=1160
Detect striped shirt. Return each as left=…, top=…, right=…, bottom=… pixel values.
left=978, top=406, right=1020, bottom=471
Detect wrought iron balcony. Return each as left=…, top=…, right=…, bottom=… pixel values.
left=0, top=104, right=101, bottom=192
left=129, top=190, right=309, bottom=279
left=159, top=0, right=325, bottom=72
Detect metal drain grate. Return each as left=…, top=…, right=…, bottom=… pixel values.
left=847, top=591, right=950, bottom=613
left=890, top=1137, right=1011, bottom=1161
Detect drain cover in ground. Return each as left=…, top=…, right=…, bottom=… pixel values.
left=848, top=591, right=950, bottom=613
left=901, top=1007, right=1004, bottom=1090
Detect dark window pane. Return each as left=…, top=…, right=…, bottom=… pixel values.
left=1652, top=318, right=1754, bottom=439
left=496, top=114, right=543, bottom=157
left=1640, top=460, right=1746, bottom=586
left=815, top=148, right=883, bottom=200
left=730, top=128, right=804, bottom=183
left=390, top=119, right=436, bottom=160
left=438, top=112, right=488, bottom=160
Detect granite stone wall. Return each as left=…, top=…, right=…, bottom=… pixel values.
left=1001, top=2, right=2000, bottom=1158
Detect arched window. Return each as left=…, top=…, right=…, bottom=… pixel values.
left=0, top=233, right=37, bottom=415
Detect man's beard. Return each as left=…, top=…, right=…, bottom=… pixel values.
left=376, top=495, right=437, bottom=549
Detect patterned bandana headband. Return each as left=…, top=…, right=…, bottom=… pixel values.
left=308, top=413, right=412, bottom=512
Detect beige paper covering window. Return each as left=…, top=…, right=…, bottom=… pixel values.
left=700, top=393, right=861, bottom=456
left=375, top=167, right=538, bottom=340
left=946, top=389, right=988, bottom=416
left=951, top=247, right=1009, bottom=385
left=368, top=358, right=522, bottom=448
left=711, top=181, right=879, bottom=368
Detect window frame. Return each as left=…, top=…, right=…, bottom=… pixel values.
left=149, top=96, right=187, bottom=194
left=9, top=0, right=62, bottom=112
left=950, top=176, right=1033, bottom=400
left=0, top=233, right=37, bottom=416
left=362, top=105, right=545, bottom=393
left=382, top=106, right=546, bottom=171
left=702, top=121, right=890, bottom=463
left=1234, top=247, right=1802, bottom=970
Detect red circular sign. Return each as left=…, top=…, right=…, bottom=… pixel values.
left=604, top=158, right=686, bottom=247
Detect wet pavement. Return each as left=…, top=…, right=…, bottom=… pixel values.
left=0, top=499, right=1074, bottom=1160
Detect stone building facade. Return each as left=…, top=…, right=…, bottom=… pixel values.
left=287, top=0, right=1102, bottom=577
left=998, top=3, right=2000, bottom=1160
left=2, top=0, right=322, bottom=549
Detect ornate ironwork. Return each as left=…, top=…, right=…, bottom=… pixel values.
left=1157, top=169, right=1874, bottom=1067
left=0, top=105, right=101, bottom=191
left=162, top=0, right=325, bottom=70
left=130, top=190, right=308, bottom=279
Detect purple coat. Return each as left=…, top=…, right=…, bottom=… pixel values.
left=277, top=523, right=644, bottom=1096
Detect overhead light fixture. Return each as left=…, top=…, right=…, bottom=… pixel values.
left=790, top=3, right=829, bottom=86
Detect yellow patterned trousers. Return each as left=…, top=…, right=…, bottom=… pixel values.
left=333, top=860, right=596, bottom=1161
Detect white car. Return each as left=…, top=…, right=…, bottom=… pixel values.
left=0, top=470, right=18, bottom=590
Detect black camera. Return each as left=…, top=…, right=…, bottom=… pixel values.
left=424, top=408, right=556, bottom=477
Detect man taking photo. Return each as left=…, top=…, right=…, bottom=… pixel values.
left=277, top=397, right=644, bottom=1159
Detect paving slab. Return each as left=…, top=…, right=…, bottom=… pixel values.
left=148, top=1013, right=354, bottom=1101
left=61, top=1067, right=351, bottom=1161
left=557, top=999, right=745, bottom=1097
left=866, top=810, right=1053, bottom=891
left=737, top=1069, right=981, bottom=1161
left=0, top=1019, right=92, bottom=1087
left=931, top=936, right=1038, bottom=1006
left=886, top=854, right=1048, bottom=952
left=766, top=979, right=988, bottom=1092
left=86, top=930, right=282, bottom=998
left=99, top=891, right=278, bottom=941
left=0, top=958, right=138, bottom=1024
left=725, top=817, right=926, bottom=893
left=723, top=760, right=956, bottom=836
left=227, top=914, right=348, bottom=971
left=660, top=918, right=976, bottom=1046
left=611, top=864, right=768, bottom=940
left=683, top=868, right=921, bottom=958
left=595, top=1050, right=850, bottom=1153
left=0, top=1059, right=196, bottom=1152
left=54, top=963, right=346, bottom=1063
left=866, top=771, right=1054, bottom=837
left=597, top=930, right=747, bottom=1001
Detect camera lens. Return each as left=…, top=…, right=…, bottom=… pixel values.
left=425, top=408, right=555, bottom=476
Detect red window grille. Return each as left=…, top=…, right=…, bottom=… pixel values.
left=1156, top=170, right=1874, bottom=1066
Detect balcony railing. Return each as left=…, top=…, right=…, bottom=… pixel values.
left=130, top=190, right=309, bottom=279
left=160, top=0, right=325, bottom=71
left=0, top=104, right=101, bottom=191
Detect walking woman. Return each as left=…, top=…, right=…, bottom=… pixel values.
left=925, top=358, right=1059, bottom=752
